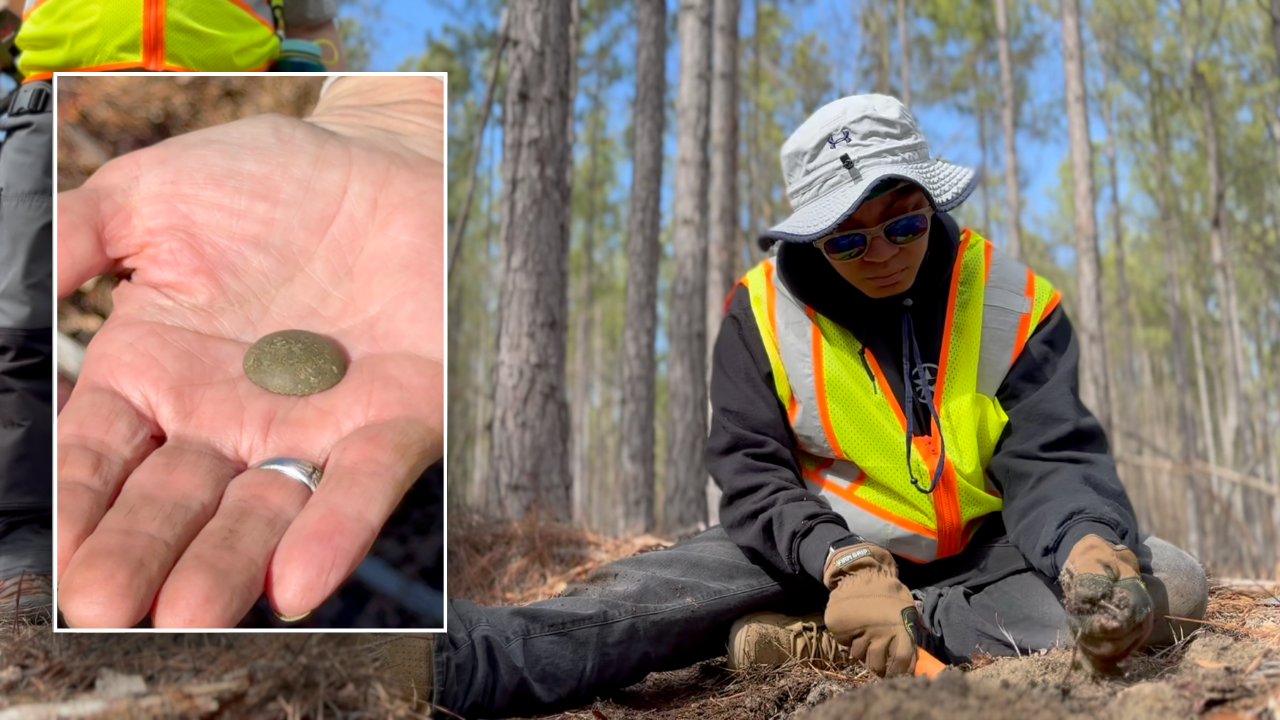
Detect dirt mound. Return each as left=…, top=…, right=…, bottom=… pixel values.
left=799, top=631, right=1276, bottom=720
left=797, top=585, right=1280, bottom=720
left=526, top=585, right=1279, bottom=720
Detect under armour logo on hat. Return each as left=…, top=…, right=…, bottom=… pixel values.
left=758, top=94, right=979, bottom=245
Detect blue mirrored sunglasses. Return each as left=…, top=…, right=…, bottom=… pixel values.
left=814, top=208, right=934, bottom=262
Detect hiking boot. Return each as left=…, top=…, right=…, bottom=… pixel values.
left=0, top=572, right=51, bottom=623
left=364, top=633, right=435, bottom=705
left=728, top=611, right=847, bottom=670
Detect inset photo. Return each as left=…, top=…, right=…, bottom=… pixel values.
left=55, top=73, right=446, bottom=631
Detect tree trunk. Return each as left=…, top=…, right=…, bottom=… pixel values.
left=747, top=0, right=761, bottom=261
left=1186, top=282, right=1221, bottom=509
left=705, top=0, right=741, bottom=527
left=1193, top=66, right=1246, bottom=469
left=664, top=0, right=713, bottom=535
left=571, top=63, right=606, bottom=527
left=896, top=0, right=910, bottom=109
left=993, top=0, right=1022, bottom=260
left=706, top=0, right=740, bottom=367
left=1060, top=0, right=1111, bottom=435
left=977, top=103, right=991, bottom=233
left=1099, top=47, right=1134, bottom=454
left=1270, top=0, right=1280, bottom=188
left=1149, top=81, right=1199, bottom=556
left=618, top=0, right=667, bottom=536
left=491, top=0, right=575, bottom=520
left=447, top=11, right=508, bottom=280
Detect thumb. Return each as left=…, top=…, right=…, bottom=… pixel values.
left=56, top=186, right=115, bottom=298
left=306, top=76, right=444, bottom=162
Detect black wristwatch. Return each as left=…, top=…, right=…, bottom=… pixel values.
left=826, top=534, right=866, bottom=562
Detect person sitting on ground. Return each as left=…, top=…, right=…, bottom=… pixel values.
left=369, top=94, right=1209, bottom=719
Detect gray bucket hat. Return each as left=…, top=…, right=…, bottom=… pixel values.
left=760, top=94, right=978, bottom=245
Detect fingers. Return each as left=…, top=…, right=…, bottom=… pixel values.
left=56, top=186, right=117, bottom=298
left=152, top=466, right=312, bottom=628
left=847, top=634, right=870, bottom=668
left=56, top=386, right=159, bottom=579
left=58, top=441, right=235, bottom=628
left=308, top=76, right=445, bottom=161
left=266, top=418, right=439, bottom=618
left=888, top=633, right=917, bottom=676
left=863, top=634, right=891, bottom=677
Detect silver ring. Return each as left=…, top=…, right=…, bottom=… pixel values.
left=254, top=457, right=323, bottom=493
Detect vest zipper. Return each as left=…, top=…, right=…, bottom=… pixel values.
left=857, top=346, right=877, bottom=394
left=143, top=0, right=164, bottom=71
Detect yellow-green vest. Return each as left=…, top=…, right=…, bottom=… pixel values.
left=16, top=0, right=281, bottom=81
left=739, top=229, right=1061, bottom=562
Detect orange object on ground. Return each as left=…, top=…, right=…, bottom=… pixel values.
left=914, top=648, right=946, bottom=678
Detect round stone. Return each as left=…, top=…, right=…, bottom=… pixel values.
left=243, top=330, right=348, bottom=397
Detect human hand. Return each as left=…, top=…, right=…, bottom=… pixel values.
left=822, top=542, right=919, bottom=676
left=55, top=77, right=444, bottom=628
left=1060, top=534, right=1154, bottom=671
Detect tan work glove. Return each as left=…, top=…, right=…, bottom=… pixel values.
left=1059, top=534, right=1154, bottom=671
left=823, top=542, right=919, bottom=677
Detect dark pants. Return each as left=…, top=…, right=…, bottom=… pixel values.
left=0, top=81, right=53, bottom=579
left=436, top=522, right=1205, bottom=718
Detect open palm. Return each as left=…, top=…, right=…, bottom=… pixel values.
left=56, top=86, right=444, bottom=628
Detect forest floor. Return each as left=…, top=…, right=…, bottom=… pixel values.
left=448, top=515, right=1280, bottom=720
left=0, top=516, right=1274, bottom=718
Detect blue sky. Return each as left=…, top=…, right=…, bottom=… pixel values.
left=341, top=0, right=441, bottom=71
left=357, top=1, right=1083, bottom=261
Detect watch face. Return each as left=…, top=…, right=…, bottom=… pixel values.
left=830, top=536, right=864, bottom=553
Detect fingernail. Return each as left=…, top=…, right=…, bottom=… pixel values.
left=275, top=610, right=312, bottom=623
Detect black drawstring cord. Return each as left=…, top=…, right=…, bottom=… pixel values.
left=902, top=299, right=946, bottom=494
left=857, top=346, right=877, bottom=393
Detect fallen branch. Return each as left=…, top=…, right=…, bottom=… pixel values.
left=0, top=676, right=250, bottom=720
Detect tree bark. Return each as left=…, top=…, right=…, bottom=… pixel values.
left=993, top=0, right=1022, bottom=260
left=1060, top=0, right=1111, bottom=435
left=705, top=0, right=741, bottom=527
left=977, top=103, right=991, bottom=233
left=1098, top=44, right=1135, bottom=454
left=706, top=0, right=740, bottom=367
left=664, top=0, right=713, bottom=534
left=571, top=62, right=606, bottom=527
left=1149, top=80, right=1199, bottom=556
left=491, top=0, right=575, bottom=520
left=618, top=0, right=667, bottom=536
left=1271, top=0, right=1280, bottom=181
left=447, top=11, right=508, bottom=280
left=896, top=0, right=910, bottom=109
left=1193, top=65, right=1246, bottom=469
left=1176, top=3, right=1246, bottom=469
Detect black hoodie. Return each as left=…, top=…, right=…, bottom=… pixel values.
left=706, top=212, right=1140, bottom=586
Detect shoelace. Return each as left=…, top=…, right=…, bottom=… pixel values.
left=791, top=620, right=847, bottom=665
left=902, top=299, right=946, bottom=494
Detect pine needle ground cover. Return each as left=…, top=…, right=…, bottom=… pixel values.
left=0, top=519, right=1273, bottom=718
left=450, top=516, right=1280, bottom=720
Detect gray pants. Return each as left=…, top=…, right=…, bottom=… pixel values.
left=437, top=524, right=1206, bottom=718
left=0, top=81, right=53, bottom=579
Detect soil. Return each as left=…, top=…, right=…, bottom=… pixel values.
left=528, top=625, right=1278, bottom=720
left=500, top=545, right=1279, bottom=720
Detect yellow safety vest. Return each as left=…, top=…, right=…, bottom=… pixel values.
left=16, top=0, right=280, bottom=81
left=738, top=229, right=1061, bottom=563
